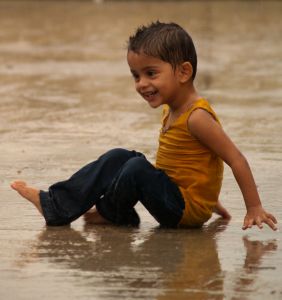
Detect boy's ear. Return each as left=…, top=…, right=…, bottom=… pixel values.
left=178, top=62, right=193, bottom=83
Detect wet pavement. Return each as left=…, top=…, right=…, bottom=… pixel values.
left=0, top=1, right=282, bottom=299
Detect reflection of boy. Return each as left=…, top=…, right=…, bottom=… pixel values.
left=11, top=22, right=277, bottom=231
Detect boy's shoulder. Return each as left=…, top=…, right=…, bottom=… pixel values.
left=189, top=98, right=220, bottom=124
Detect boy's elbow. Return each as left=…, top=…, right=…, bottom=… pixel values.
left=228, top=152, right=249, bottom=170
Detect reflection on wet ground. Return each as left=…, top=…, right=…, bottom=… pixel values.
left=13, top=219, right=227, bottom=300
left=0, top=1, right=282, bottom=299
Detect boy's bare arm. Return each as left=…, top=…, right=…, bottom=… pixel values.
left=228, top=154, right=277, bottom=230
left=188, top=109, right=278, bottom=231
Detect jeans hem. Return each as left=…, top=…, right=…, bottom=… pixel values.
left=39, top=191, right=69, bottom=226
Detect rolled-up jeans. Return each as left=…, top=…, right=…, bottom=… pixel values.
left=40, top=148, right=185, bottom=227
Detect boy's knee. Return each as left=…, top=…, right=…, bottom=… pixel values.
left=105, top=148, right=131, bottom=158
left=103, top=148, right=145, bottom=165
left=101, top=148, right=132, bottom=165
left=122, top=157, right=152, bottom=177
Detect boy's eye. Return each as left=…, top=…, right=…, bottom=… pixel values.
left=131, top=72, right=139, bottom=81
left=147, top=70, right=156, bottom=77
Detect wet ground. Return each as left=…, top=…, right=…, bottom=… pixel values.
left=0, top=1, right=282, bottom=299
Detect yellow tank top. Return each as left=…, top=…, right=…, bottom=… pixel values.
left=156, top=98, right=223, bottom=227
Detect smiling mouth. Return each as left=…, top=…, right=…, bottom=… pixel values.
left=142, top=91, right=158, bottom=100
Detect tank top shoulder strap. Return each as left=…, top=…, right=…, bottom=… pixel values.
left=186, top=98, right=220, bottom=124
left=161, top=104, right=170, bottom=124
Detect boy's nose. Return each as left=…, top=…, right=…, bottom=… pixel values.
left=136, top=77, right=149, bottom=91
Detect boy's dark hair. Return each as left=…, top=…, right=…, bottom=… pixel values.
left=128, top=21, right=197, bottom=81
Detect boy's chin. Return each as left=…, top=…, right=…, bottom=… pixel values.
left=147, top=101, right=162, bottom=109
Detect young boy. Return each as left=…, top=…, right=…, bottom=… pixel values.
left=11, top=21, right=277, bottom=230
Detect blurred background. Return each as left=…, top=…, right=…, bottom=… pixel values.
left=0, top=1, right=281, bottom=299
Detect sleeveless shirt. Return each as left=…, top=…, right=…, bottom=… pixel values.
left=155, top=98, right=223, bottom=227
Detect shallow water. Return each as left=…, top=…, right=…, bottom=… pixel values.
left=1, top=1, right=282, bottom=299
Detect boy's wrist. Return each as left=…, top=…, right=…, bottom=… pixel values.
left=244, top=194, right=262, bottom=210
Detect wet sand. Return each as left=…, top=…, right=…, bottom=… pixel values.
left=1, top=1, right=282, bottom=299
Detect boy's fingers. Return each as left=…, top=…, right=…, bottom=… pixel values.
left=255, top=217, right=263, bottom=229
left=242, top=219, right=248, bottom=230
left=264, top=218, right=278, bottom=231
left=242, top=221, right=248, bottom=230
left=243, top=213, right=278, bottom=231
left=242, top=218, right=253, bottom=230
left=267, top=213, right=278, bottom=224
left=262, top=212, right=278, bottom=230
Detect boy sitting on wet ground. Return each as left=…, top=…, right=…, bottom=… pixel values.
left=11, top=21, right=277, bottom=231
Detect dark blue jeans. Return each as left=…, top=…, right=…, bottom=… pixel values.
left=40, top=148, right=185, bottom=227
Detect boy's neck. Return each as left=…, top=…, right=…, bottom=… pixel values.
left=169, top=83, right=200, bottom=114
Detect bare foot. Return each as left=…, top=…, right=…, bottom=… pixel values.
left=213, top=201, right=231, bottom=219
left=83, top=207, right=110, bottom=225
left=10, top=180, right=43, bottom=215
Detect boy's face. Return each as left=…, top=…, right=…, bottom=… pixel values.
left=127, top=51, right=182, bottom=108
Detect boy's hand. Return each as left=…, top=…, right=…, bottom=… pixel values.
left=243, top=205, right=278, bottom=231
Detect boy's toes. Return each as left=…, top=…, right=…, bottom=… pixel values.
left=10, top=180, right=27, bottom=190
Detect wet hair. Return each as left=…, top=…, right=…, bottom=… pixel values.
left=127, top=21, right=197, bottom=81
